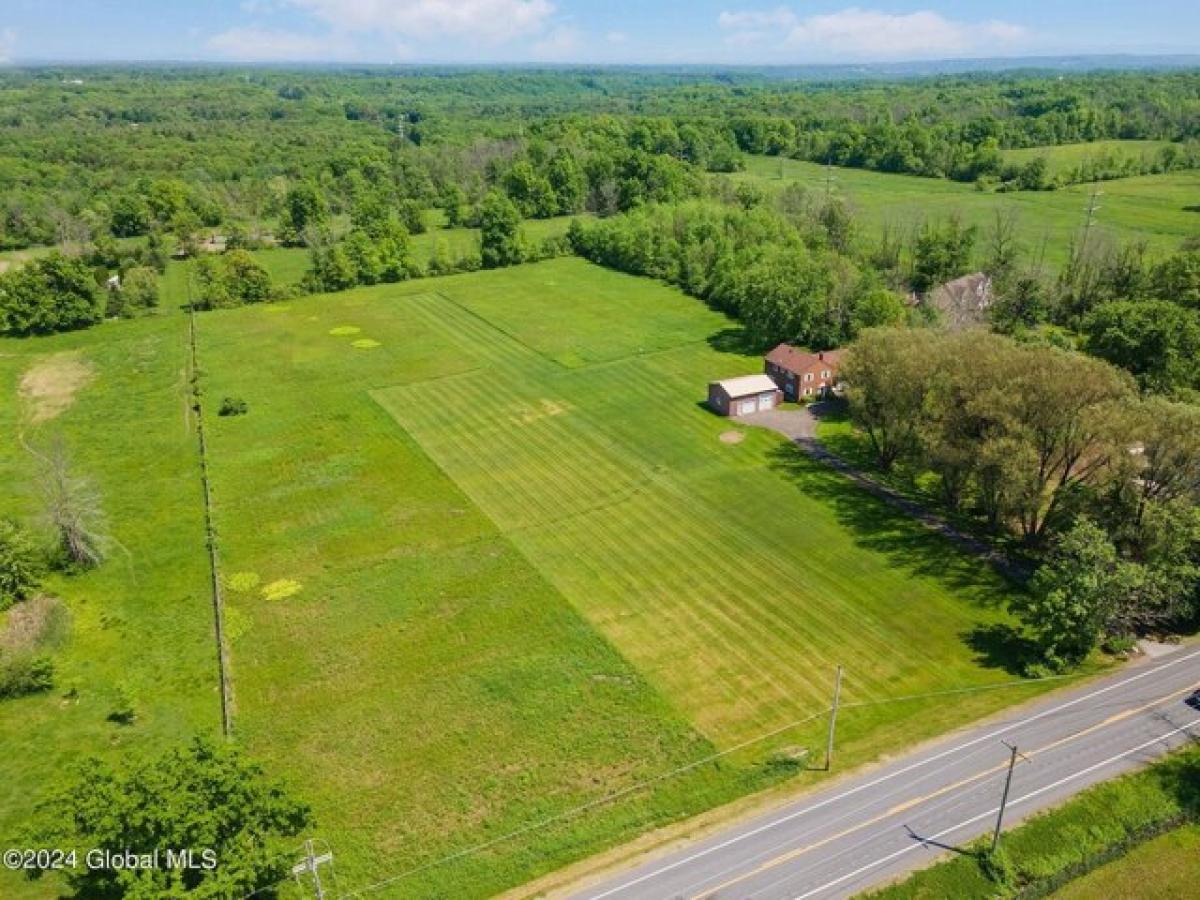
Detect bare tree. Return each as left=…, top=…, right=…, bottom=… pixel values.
left=36, top=439, right=108, bottom=569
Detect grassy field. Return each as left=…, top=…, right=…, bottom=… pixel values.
left=0, top=316, right=220, bottom=896
left=1003, top=139, right=1177, bottom=175
left=1050, top=823, right=1200, bottom=899
left=154, top=214, right=581, bottom=304
left=734, top=155, right=1200, bottom=268
left=2, top=257, right=1088, bottom=897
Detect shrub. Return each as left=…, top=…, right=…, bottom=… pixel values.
left=218, top=396, right=248, bottom=417
left=0, top=519, right=44, bottom=611
left=0, top=653, right=55, bottom=699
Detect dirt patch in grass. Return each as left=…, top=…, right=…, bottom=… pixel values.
left=514, top=398, right=572, bottom=425
left=719, top=430, right=745, bottom=444
left=0, top=595, right=70, bottom=654
left=19, top=351, right=95, bottom=424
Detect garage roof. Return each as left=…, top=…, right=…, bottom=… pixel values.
left=712, top=373, right=779, bottom=398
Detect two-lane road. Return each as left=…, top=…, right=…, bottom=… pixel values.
left=569, top=645, right=1200, bottom=900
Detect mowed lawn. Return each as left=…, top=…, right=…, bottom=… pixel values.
left=191, top=257, right=1067, bottom=895
left=0, top=316, right=219, bottom=898
left=733, top=155, right=1200, bottom=267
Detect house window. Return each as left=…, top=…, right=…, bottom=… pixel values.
left=804, top=386, right=813, bottom=396
left=821, top=369, right=830, bottom=378
left=804, top=372, right=813, bottom=382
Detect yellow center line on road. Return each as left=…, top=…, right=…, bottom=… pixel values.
left=688, top=682, right=1198, bottom=900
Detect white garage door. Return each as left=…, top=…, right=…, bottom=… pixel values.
left=757, top=393, right=775, bottom=412
left=738, top=399, right=757, bottom=415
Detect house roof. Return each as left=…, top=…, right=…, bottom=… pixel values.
left=926, top=272, right=993, bottom=329
left=712, top=373, right=779, bottom=398
left=765, top=344, right=845, bottom=374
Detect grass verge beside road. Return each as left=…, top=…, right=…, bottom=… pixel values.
left=865, top=744, right=1200, bottom=899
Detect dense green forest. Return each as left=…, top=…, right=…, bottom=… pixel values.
left=1, top=66, right=1198, bottom=249
left=1, top=65, right=1198, bottom=386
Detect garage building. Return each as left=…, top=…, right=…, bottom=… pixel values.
left=708, top=374, right=782, bottom=417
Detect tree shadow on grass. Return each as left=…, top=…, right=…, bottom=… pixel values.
left=963, top=622, right=1038, bottom=677
left=766, top=440, right=1012, bottom=607
left=707, top=326, right=767, bottom=356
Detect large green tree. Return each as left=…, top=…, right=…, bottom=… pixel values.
left=480, top=190, right=523, bottom=269
left=1083, top=300, right=1200, bottom=394
left=0, top=254, right=105, bottom=336
left=28, top=738, right=310, bottom=899
left=1014, top=519, right=1136, bottom=670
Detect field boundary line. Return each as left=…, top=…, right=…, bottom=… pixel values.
left=187, top=302, right=235, bottom=737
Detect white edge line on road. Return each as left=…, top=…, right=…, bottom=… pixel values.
left=583, top=647, right=1200, bottom=900
left=787, top=715, right=1200, bottom=900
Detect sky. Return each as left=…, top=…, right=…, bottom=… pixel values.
left=1, top=1, right=1198, bottom=65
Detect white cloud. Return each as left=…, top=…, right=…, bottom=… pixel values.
left=718, top=8, right=797, bottom=31
left=983, top=20, right=1030, bottom=43
left=719, top=6, right=1030, bottom=59
left=286, top=0, right=556, bottom=44
left=207, top=27, right=348, bottom=61
left=606, top=31, right=629, bottom=45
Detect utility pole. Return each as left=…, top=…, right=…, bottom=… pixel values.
left=825, top=665, right=844, bottom=771
left=991, top=742, right=1023, bottom=854
left=292, top=839, right=334, bottom=899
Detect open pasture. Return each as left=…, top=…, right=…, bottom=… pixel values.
left=2, top=257, right=1076, bottom=897
left=1002, top=139, right=1177, bottom=174
left=735, top=155, right=1199, bottom=267
left=191, top=257, right=1068, bottom=893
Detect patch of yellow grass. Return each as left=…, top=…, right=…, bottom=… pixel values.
left=225, top=571, right=260, bottom=593
left=352, top=338, right=382, bottom=349
left=19, top=351, right=95, bottom=424
left=261, top=579, right=303, bottom=602
left=223, top=605, right=251, bottom=642
left=329, top=325, right=362, bottom=336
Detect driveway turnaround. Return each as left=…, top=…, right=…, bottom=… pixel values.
left=568, top=644, right=1200, bottom=900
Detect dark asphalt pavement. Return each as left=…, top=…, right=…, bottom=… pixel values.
left=569, top=645, right=1200, bottom=900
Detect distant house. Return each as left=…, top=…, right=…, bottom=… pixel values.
left=708, top=373, right=782, bottom=417
left=764, top=344, right=845, bottom=400
left=919, top=272, right=993, bottom=330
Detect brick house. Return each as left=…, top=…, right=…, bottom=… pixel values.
left=764, top=344, right=845, bottom=400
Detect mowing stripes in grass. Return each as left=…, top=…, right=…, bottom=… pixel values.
left=374, top=287, right=1017, bottom=744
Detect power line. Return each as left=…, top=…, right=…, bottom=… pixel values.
left=236, top=667, right=1100, bottom=900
